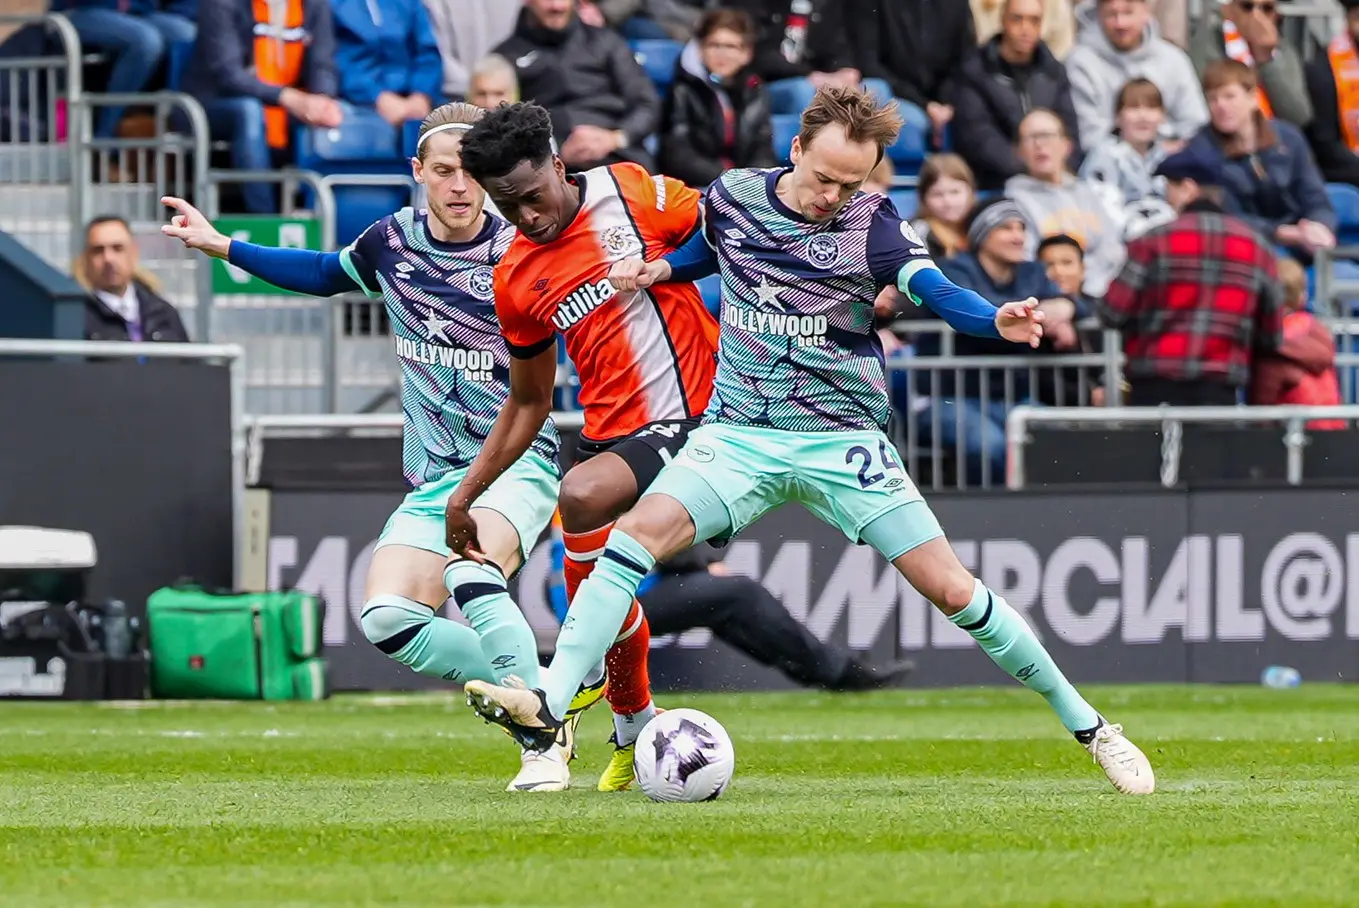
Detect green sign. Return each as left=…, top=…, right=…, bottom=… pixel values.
left=211, top=217, right=323, bottom=296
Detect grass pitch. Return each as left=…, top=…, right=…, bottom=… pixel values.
left=2, top=684, right=1357, bottom=907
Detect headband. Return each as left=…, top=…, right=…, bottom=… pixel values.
left=966, top=199, right=1029, bottom=250
left=416, top=121, right=475, bottom=150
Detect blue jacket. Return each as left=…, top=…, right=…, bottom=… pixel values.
left=181, top=0, right=337, bottom=106
left=1186, top=118, right=1336, bottom=238
left=51, top=0, right=194, bottom=15
left=331, top=0, right=442, bottom=106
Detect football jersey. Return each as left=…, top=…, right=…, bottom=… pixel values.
left=339, top=208, right=560, bottom=487
left=703, top=167, right=938, bottom=433
left=493, top=162, right=719, bottom=443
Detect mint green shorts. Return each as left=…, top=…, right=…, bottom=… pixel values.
left=375, top=452, right=560, bottom=563
left=644, top=423, right=943, bottom=560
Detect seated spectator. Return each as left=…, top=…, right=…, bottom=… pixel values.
left=182, top=0, right=342, bottom=214
left=1249, top=256, right=1344, bottom=429
left=332, top=0, right=440, bottom=127
left=75, top=215, right=189, bottom=342
left=731, top=0, right=888, bottom=118
left=468, top=55, right=520, bottom=109
left=1006, top=108, right=1126, bottom=296
left=911, top=153, right=977, bottom=259
left=50, top=1, right=197, bottom=138
left=588, top=0, right=704, bottom=42
left=1188, top=60, right=1336, bottom=259
left=1066, top=0, right=1207, bottom=151
left=422, top=0, right=521, bottom=101
left=1037, top=233, right=1111, bottom=404
left=1188, top=0, right=1311, bottom=129
left=1097, top=146, right=1283, bottom=406
left=953, top=0, right=1082, bottom=191
left=972, top=0, right=1075, bottom=59
left=1078, top=78, right=1177, bottom=237
left=1074, top=0, right=1189, bottom=50
left=496, top=0, right=660, bottom=171
left=862, top=156, right=894, bottom=195
left=659, top=8, right=775, bottom=188
left=1303, top=0, right=1359, bottom=185
left=847, top=0, right=971, bottom=145
left=1038, top=233, right=1097, bottom=313
left=915, top=199, right=1079, bottom=484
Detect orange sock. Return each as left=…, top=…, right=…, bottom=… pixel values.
left=563, top=523, right=654, bottom=716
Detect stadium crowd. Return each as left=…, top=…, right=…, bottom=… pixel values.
left=7, top=0, right=1352, bottom=478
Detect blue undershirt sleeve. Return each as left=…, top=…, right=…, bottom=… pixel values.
left=661, top=227, right=719, bottom=283
left=903, top=267, right=1002, bottom=339
left=226, top=243, right=356, bottom=297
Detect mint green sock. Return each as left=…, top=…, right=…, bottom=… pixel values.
left=948, top=580, right=1100, bottom=734
left=359, top=594, right=495, bottom=684
left=444, top=560, right=540, bottom=687
left=544, top=529, right=655, bottom=720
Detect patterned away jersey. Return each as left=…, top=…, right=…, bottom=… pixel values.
left=704, top=167, right=938, bottom=432
left=339, top=208, right=559, bottom=487
left=494, top=162, right=719, bottom=443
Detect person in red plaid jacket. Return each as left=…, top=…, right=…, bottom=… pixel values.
left=1095, top=145, right=1285, bottom=406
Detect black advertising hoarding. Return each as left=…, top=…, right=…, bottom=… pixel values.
left=263, top=482, right=1359, bottom=691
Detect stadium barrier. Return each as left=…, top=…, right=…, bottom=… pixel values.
left=244, top=426, right=1359, bottom=690
left=0, top=338, right=241, bottom=607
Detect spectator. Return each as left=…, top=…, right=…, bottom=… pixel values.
left=1038, top=233, right=1111, bottom=405
left=1097, top=146, right=1283, bottom=407
left=1065, top=0, right=1207, bottom=151
left=1188, top=59, right=1336, bottom=259
left=468, top=55, right=520, bottom=109
left=972, top=0, right=1075, bottom=60
left=1074, top=0, right=1189, bottom=49
left=1006, top=108, right=1126, bottom=296
left=846, top=0, right=972, bottom=146
left=589, top=0, right=704, bottom=42
left=915, top=199, right=1079, bottom=484
left=1303, top=0, right=1359, bottom=185
left=182, top=0, right=342, bottom=214
left=1249, top=256, right=1344, bottom=429
left=422, top=0, right=521, bottom=100
left=952, top=0, right=1082, bottom=191
left=50, top=1, right=197, bottom=138
left=495, top=0, right=661, bottom=170
left=1188, top=0, right=1311, bottom=129
left=659, top=8, right=775, bottom=188
left=332, top=0, right=441, bottom=127
left=730, top=0, right=886, bottom=116
left=862, top=156, right=894, bottom=195
left=75, top=215, right=189, bottom=343
left=911, top=153, right=977, bottom=259
left=1078, top=78, right=1177, bottom=237
left=1038, top=233, right=1096, bottom=310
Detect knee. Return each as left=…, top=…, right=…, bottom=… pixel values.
left=360, top=595, right=430, bottom=656
left=935, top=573, right=980, bottom=616
left=126, top=20, right=166, bottom=62
left=558, top=468, right=622, bottom=531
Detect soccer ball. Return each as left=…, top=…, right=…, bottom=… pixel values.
left=632, top=708, right=735, bottom=802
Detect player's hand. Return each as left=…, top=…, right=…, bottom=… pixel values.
left=608, top=258, right=671, bottom=292
left=995, top=297, right=1045, bottom=348
left=444, top=501, right=487, bottom=563
left=160, top=196, right=231, bottom=259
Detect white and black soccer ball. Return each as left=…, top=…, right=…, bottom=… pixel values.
left=632, top=708, right=735, bottom=802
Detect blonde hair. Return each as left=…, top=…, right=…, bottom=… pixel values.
left=415, top=101, right=486, bottom=161
left=798, top=85, right=903, bottom=160
left=1277, top=256, right=1308, bottom=310
left=916, top=153, right=977, bottom=257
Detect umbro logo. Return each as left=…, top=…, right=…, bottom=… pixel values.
left=1015, top=663, right=1038, bottom=681
left=533, top=278, right=550, bottom=293
left=394, top=262, right=414, bottom=279
left=724, top=228, right=746, bottom=240
left=491, top=655, right=516, bottom=669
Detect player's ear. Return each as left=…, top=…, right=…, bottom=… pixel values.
left=552, top=155, right=566, bottom=180
left=411, top=156, right=425, bottom=185
left=789, top=136, right=802, bottom=166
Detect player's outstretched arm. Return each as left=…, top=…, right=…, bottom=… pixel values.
left=661, top=228, right=718, bottom=283
left=160, top=196, right=355, bottom=297
left=903, top=268, right=1044, bottom=347
left=444, top=343, right=558, bottom=560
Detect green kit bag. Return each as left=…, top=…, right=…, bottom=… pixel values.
left=146, top=585, right=327, bottom=700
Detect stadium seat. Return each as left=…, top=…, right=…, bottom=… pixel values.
left=295, top=109, right=409, bottom=246
left=771, top=113, right=799, bottom=164
left=1326, top=182, right=1359, bottom=245
left=887, top=188, right=917, bottom=218
left=630, top=39, right=683, bottom=94
left=696, top=273, right=721, bottom=315
left=401, top=119, right=423, bottom=158
left=885, top=101, right=927, bottom=172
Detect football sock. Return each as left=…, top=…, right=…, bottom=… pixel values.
left=359, top=594, right=495, bottom=684
left=444, top=559, right=540, bottom=688
left=545, top=529, right=655, bottom=720
left=948, top=579, right=1100, bottom=734
left=565, top=522, right=654, bottom=720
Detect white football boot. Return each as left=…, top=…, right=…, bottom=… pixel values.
left=1084, top=721, right=1155, bottom=795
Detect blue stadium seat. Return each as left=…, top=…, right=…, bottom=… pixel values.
left=696, top=273, right=721, bottom=315
left=885, top=100, right=927, bottom=172
left=630, top=39, right=682, bottom=94
left=295, top=108, right=408, bottom=246
left=887, top=188, right=918, bottom=218
left=771, top=113, right=799, bottom=164
left=401, top=119, right=423, bottom=158
left=1326, top=182, right=1359, bottom=245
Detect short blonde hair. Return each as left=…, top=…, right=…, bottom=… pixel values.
left=415, top=102, right=485, bottom=161
left=798, top=85, right=903, bottom=160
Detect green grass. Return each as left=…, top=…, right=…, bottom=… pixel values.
left=2, top=685, right=1357, bottom=907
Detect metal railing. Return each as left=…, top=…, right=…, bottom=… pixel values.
left=1006, top=404, right=1359, bottom=489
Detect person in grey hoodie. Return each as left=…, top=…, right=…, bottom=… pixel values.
left=422, top=0, right=521, bottom=99
left=1065, top=0, right=1208, bottom=151
left=1078, top=77, right=1177, bottom=238
left=1188, top=0, right=1312, bottom=129
left=1006, top=108, right=1127, bottom=296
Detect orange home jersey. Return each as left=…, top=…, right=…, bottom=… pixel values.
left=493, top=162, right=719, bottom=443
